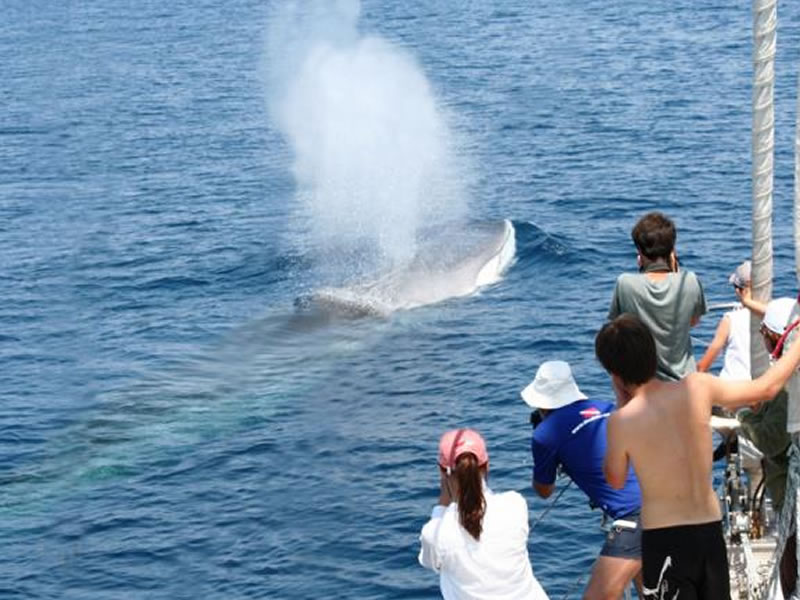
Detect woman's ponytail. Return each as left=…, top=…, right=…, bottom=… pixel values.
left=455, top=453, right=486, bottom=541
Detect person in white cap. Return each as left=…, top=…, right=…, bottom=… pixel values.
left=740, top=297, right=797, bottom=597
left=418, top=428, right=550, bottom=600
left=697, top=260, right=765, bottom=379
left=522, top=360, right=642, bottom=599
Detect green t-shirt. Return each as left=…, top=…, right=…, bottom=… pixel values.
left=739, top=390, right=790, bottom=511
left=608, top=270, right=707, bottom=381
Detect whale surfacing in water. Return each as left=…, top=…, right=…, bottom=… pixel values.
left=296, top=220, right=516, bottom=317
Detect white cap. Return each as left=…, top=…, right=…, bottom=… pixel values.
left=762, top=297, right=797, bottom=335
left=521, top=361, right=587, bottom=410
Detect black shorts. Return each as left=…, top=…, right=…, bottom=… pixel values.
left=600, top=511, right=642, bottom=559
left=641, top=520, right=729, bottom=599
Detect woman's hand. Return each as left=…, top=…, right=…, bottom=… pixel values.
left=438, top=469, right=453, bottom=507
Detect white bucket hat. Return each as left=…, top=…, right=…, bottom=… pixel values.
left=521, top=360, right=587, bottom=410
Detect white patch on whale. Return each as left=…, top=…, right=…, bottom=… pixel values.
left=296, top=220, right=516, bottom=317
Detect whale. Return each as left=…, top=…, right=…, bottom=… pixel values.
left=295, top=219, right=516, bottom=317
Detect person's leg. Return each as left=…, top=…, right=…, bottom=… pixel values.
left=780, top=532, right=797, bottom=598
left=582, top=555, right=640, bottom=600
left=698, top=521, right=730, bottom=600
left=585, top=513, right=643, bottom=600
left=632, top=570, right=644, bottom=597
left=641, top=526, right=699, bottom=599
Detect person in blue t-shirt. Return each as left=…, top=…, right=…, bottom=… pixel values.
left=522, top=360, right=642, bottom=600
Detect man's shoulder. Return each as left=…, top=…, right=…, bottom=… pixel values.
left=557, top=399, right=614, bottom=420
left=607, top=404, right=629, bottom=425
left=580, top=398, right=614, bottom=412
left=614, top=272, right=654, bottom=300
left=610, top=395, right=650, bottom=424
left=615, top=272, right=639, bottom=287
left=680, top=269, right=703, bottom=288
left=537, top=401, right=613, bottom=441
left=628, top=377, right=703, bottom=417
left=684, top=371, right=713, bottom=390
left=532, top=417, right=559, bottom=447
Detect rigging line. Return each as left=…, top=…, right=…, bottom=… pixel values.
left=531, top=479, right=573, bottom=531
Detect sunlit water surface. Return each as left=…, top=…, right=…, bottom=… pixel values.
left=3, top=1, right=800, bottom=598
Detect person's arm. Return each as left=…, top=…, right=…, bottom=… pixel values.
left=737, top=286, right=767, bottom=317
left=604, top=412, right=630, bottom=489
left=608, top=278, right=622, bottom=320
left=531, top=435, right=558, bottom=498
left=697, top=315, right=730, bottom=372
left=437, top=469, right=452, bottom=507
left=690, top=273, right=707, bottom=328
left=707, top=333, right=800, bottom=409
left=418, top=470, right=452, bottom=572
left=418, top=506, right=446, bottom=572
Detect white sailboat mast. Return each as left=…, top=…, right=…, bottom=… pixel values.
left=751, top=0, right=777, bottom=378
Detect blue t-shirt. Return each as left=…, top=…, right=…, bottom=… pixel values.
left=532, top=399, right=641, bottom=519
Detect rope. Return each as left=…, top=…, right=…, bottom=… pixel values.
left=528, top=480, right=578, bottom=598
left=530, top=479, right=573, bottom=531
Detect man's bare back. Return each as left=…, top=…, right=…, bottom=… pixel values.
left=605, top=376, right=719, bottom=529
left=596, top=313, right=800, bottom=598
left=600, top=315, right=800, bottom=529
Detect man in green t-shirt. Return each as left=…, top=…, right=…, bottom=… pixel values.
left=608, top=212, right=707, bottom=381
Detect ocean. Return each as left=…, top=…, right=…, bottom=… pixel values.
left=3, top=0, right=800, bottom=598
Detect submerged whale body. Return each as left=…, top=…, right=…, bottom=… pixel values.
left=295, top=220, right=516, bottom=317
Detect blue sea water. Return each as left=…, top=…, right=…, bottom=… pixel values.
left=4, top=1, right=800, bottom=598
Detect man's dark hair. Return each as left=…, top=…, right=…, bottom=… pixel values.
left=595, top=314, right=657, bottom=385
left=631, top=212, right=676, bottom=260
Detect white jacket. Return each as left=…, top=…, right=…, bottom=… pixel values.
left=419, top=486, right=549, bottom=600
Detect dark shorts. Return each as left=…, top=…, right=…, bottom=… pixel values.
left=600, top=511, right=642, bottom=559
left=641, top=520, right=729, bottom=599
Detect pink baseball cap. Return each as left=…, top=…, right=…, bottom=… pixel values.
left=438, top=429, right=489, bottom=470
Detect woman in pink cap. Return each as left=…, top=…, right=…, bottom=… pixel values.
left=418, top=428, right=550, bottom=599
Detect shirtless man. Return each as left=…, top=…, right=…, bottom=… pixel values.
left=595, top=314, right=800, bottom=599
